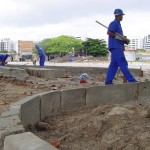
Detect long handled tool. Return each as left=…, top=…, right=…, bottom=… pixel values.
left=95, top=20, right=130, bottom=44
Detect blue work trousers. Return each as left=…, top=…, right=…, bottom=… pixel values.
left=105, top=48, right=137, bottom=84
left=39, top=56, right=45, bottom=66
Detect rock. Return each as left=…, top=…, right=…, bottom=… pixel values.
left=37, top=122, right=50, bottom=131
left=138, top=110, right=150, bottom=118
left=107, top=106, right=134, bottom=116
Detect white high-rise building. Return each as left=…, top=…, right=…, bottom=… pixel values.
left=143, top=35, right=150, bottom=50
left=0, top=38, right=15, bottom=52
left=128, top=37, right=143, bottom=50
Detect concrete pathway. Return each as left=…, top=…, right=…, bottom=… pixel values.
left=8, top=61, right=150, bottom=69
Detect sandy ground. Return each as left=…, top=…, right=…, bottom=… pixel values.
left=0, top=72, right=106, bottom=115
left=1, top=59, right=150, bottom=150
left=27, top=103, right=150, bottom=150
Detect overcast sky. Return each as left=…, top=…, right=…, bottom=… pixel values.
left=0, top=0, right=150, bottom=42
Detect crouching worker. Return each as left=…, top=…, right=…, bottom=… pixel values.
left=0, top=54, right=9, bottom=66
left=35, top=44, right=46, bottom=66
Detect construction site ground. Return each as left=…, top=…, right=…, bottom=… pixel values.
left=1, top=58, right=150, bottom=150
left=0, top=71, right=109, bottom=115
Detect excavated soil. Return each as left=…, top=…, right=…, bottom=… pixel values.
left=0, top=72, right=106, bottom=115
left=27, top=103, right=150, bottom=150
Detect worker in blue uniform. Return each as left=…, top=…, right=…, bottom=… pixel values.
left=105, top=9, right=137, bottom=85
left=35, top=44, right=46, bottom=66
left=0, top=54, right=9, bottom=66
left=69, top=52, right=73, bottom=62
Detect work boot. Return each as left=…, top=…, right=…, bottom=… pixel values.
left=105, top=81, right=113, bottom=85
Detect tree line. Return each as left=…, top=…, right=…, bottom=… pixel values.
left=34, top=35, right=108, bottom=58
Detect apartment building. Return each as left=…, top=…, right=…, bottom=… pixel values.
left=0, top=38, right=16, bottom=52
left=128, top=37, right=143, bottom=50
left=143, top=35, right=150, bottom=50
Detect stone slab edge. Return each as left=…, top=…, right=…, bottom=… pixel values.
left=4, top=132, right=58, bottom=150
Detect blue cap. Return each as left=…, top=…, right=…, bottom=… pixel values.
left=35, top=44, right=40, bottom=49
left=114, top=9, right=125, bottom=15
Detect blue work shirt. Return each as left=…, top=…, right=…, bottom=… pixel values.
left=108, top=19, right=125, bottom=50
left=37, top=48, right=45, bottom=60
left=0, top=54, right=8, bottom=61
left=0, top=54, right=8, bottom=66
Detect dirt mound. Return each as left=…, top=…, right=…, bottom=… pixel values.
left=27, top=104, right=150, bottom=150
left=49, top=55, right=108, bottom=63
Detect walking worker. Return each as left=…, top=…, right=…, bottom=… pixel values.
left=0, top=54, right=9, bottom=66
left=35, top=44, right=46, bottom=66
left=105, top=9, right=137, bottom=85
left=69, top=52, right=73, bottom=62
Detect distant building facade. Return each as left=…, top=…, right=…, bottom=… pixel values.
left=128, top=37, right=143, bottom=50
left=18, top=40, right=34, bottom=53
left=0, top=38, right=16, bottom=52
left=128, top=35, right=150, bottom=51
left=124, top=47, right=137, bottom=61
left=18, top=40, right=34, bottom=60
left=143, top=35, right=150, bottom=50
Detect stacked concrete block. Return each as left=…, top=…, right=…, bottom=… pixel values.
left=0, top=67, right=11, bottom=77
left=137, top=81, right=150, bottom=97
left=21, top=95, right=41, bottom=126
left=11, top=68, right=29, bottom=78
left=40, top=91, right=61, bottom=120
left=4, top=132, right=58, bottom=150
left=0, top=72, right=4, bottom=77
left=86, top=83, right=138, bottom=107
left=61, top=88, right=86, bottom=110
left=137, top=81, right=150, bottom=106
left=90, top=67, right=107, bottom=74
left=26, top=68, right=65, bottom=79
left=42, top=66, right=140, bottom=76
left=0, top=67, right=29, bottom=78
left=6, top=64, right=141, bottom=77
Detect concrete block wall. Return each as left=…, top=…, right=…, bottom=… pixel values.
left=137, top=81, right=150, bottom=106
left=45, top=66, right=140, bottom=76
left=7, top=64, right=141, bottom=76
left=86, top=83, right=138, bottom=107
left=0, top=82, right=145, bottom=127
left=1, top=81, right=150, bottom=149
left=61, top=88, right=86, bottom=110
left=26, top=68, right=65, bottom=79
left=0, top=67, right=29, bottom=78
left=21, top=95, right=41, bottom=126
left=138, top=81, right=150, bottom=97
left=40, top=91, right=61, bottom=120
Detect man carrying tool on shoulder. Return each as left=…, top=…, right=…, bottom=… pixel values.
left=105, top=9, right=137, bottom=85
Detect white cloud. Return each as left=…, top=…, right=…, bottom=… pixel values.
left=0, top=0, right=150, bottom=41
